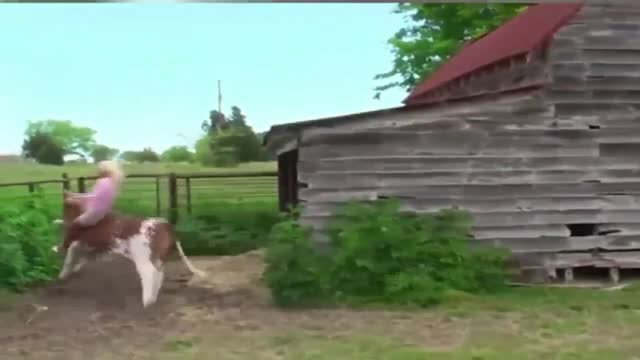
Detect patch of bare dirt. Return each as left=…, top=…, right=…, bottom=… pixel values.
left=0, top=249, right=466, bottom=359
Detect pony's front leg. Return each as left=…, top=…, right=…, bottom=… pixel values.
left=58, top=242, right=87, bottom=279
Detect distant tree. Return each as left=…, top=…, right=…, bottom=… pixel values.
left=90, top=144, right=119, bottom=163
left=24, top=119, right=96, bottom=157
left=207, top=127, right=263, bottom=166
left=161, top=146, right=194, bottom=163
left=137, top=147, right=160, bottom=162
left=21, top=131, right=65, bottom=165
left=194, top=135, right=216, bottom=166
left=119, top=150, right=139, bottom=163
left=228, top=106, right=248, bottom=128
left=118, top=148, right=159, bottom=163
left=256, top=131, right=275, bottom=161
left=198, top=105, right=268, bottom=165
left=201, top=110, right=227, bottom=135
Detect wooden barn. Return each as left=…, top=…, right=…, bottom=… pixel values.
left=264, top=2, right=640, bottom=282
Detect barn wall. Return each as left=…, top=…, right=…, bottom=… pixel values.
left=289, top=2, right=640, bottom=277
left=298, top=82, right=640, bottom=272
left=296, top=88, right=638, bottom=269
left=538, top=2, right=640, bottom=269
left=548, top=2, right=640, bottom=127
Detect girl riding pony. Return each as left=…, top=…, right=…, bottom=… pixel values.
left=61, top=160, right=125, bottom=251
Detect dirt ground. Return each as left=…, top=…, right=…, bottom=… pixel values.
left=4, top=251, right=640, bottom=360
left=0, top=250, right=463, bottom=360
left=0, top=250, right=266, bottom=359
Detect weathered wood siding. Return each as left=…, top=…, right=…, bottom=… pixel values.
left=289, top=2, right=640, bottom=279
left=297, top=91, right=569, bottom=248
left=542, top=2, right=640, bottom=272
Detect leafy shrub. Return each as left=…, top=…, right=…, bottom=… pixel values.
left=263, top=199, right=510, bottom=307
left=263, top=212, right=332, bottom=306
left=0, top=190, right=61, bottom=291
left=175, top=201, right=279, bottom=256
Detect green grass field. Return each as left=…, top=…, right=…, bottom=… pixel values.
left=0, top=161, right=278, bottom=218
left=95, top=285, right=640, bottom=359
left=0, top=161, right=276, bottom=183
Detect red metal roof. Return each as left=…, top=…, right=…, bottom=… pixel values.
left=404, top=3, right=583, bottom=105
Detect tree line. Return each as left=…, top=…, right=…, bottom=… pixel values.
left=21, top=105, right=272, bottom=166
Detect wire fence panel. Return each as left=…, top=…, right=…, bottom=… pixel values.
left=0, top=171, right=279, bottom=223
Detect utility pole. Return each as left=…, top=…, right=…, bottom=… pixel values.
left=217, top=80, right=222, bottom=113
left=214, top=79, right=223, bottom=132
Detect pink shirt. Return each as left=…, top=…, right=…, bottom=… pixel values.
left=75, top=177, right=116, bottom=216
left=88, top=177, right=116, bottom=214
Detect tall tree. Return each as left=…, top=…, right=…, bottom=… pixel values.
left=21, top=131, right=65, bottom=165
left=24, top=119, right=97, bottom=157
left=201, top=110, right=227, bottom=135
left=374, top=4, right=526, bottom=98
left=197, top=105, right=265, bottom=166
left=228, top=106, right=247, bottom=128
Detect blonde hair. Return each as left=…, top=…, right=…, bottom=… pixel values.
left=97, top=160, right=125, bottom=186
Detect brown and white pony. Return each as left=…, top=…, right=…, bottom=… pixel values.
left=54, top=191, right=206, bottom=307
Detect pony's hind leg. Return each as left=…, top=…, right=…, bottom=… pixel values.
left=151, top=260, right=165, bottom=305
left=129, top=237, right=157, bottom=307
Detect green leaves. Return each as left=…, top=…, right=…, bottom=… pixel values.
left=0, top=192, right=61, bottom=292
left=24, top=119, right=97, bottom=157
left=174, top=201, right=280, bottom=256
left=198, top=105, right=268, bottom=167
left=263, top=215, right=330, bottom=307
left=90, top=144, right=120, bottom=163
left=264, top=199, right=510, bottom=308
left=375, top=3, right=526, bottom=97
left=160, top=145, right=194, bottom=163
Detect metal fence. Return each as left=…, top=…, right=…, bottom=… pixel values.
left=0, top=171, right=279, bottom=223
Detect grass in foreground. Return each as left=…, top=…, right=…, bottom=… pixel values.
left=100, top=285, right=640, bottom=360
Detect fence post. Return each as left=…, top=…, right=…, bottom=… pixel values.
left=27, top=183, right=35, bottom=193
left=185, top=177, right=192, bottom=214
left=61, top=173, right=70, bottom=191
left=155, top=176, right=161, bottom=217
left=77, top=177, right=86, bottom=193
left=168, top=173, right=178, bottom=225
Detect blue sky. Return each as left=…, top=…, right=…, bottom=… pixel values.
left=0, top=3, right=408, bottom=155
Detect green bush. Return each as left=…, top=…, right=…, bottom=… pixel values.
left=263, top=199, right=510, bottom=308
left=0, top=190, right=61, bottom=291
left=175, top=201, right=279, bottom=256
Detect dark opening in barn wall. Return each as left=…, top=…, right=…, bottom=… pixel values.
left=277, top=149, right=299, bottom=212
left=566, top=223, right=599, bottom=237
